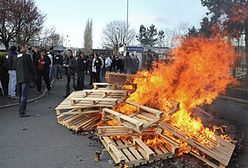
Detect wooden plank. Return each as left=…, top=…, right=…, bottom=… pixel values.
left=132, top=136, right=155, bottom=160
left=83, top=89, right=128, bottom=95
left=97, top=126, right=156, bottom=137
left=190, top=151, right=220, bottom=168
left=125, top=100, right=163, bottom=118
left=159, top=122, right=235, bottom=167
left=115, top=140, right=136, bottom=161
left=122, top=139, right=143, bottom=160
left=136, top=113, right=153, bottom=122
left=100, top=136, right=126, bottom=163
left=102, top=108, right=144, bottom=133
left=156, top=128, right=179, bottom=154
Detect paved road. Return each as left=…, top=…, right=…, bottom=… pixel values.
left=0, top=77, right=247, bottom=168
left=0, top=79, right=110, bottom=168
left=210, top=99, right=248, bottom=167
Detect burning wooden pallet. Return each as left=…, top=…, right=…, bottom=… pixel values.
left=105, top=72, right=134, bottom=85
left=55, top=81, right=235, bottom=168
left=97, top=126, right=155, bottom=137
left=99, top=135, right=174, bottom=167
left=102, top=100, right=178, bottom=133
left=96, top=101, right=180, bottom=167
left=159, top=122, right=235, bottom=168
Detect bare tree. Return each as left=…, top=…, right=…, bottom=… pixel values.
left=0, top=0, right=45, bottom=49
left=83, top=19, right=93, bottom=55
left=157, top=23, right=190, bottom=48
left=33, top=27, right=63, bottom=47
left=170, top=23, right=190, bottom=48
left=102, top=20, right=136, bottom=53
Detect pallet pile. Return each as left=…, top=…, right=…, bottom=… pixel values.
left=97, top=100, right=180, bottom=167
left=54, top=73, right=236, bottom=167
left=55, top=83, right=130, bottom=132
left=97, top=100, right=235, bottom=168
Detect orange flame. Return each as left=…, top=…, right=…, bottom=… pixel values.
left=118, top=36, right=236, bottom=150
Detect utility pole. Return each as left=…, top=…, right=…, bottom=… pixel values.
left=126, top=0, right=129, bottom=46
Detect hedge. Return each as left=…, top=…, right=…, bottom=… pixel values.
left=0, top=52, right=7, bottom=57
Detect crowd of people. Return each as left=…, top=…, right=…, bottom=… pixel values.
left=0, top=44, right=143, bottom=117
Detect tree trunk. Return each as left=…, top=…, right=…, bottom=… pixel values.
left=2, top=40, right=9, bottom=51
left=245, top=27, right=248, bottom=89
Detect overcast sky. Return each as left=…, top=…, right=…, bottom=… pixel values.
left=36, top=0, right=209, bottom=48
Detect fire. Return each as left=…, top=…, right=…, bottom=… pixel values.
left=115, top=36, right=237, bottom=151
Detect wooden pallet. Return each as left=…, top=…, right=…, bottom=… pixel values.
left=97, top=126, right=155, bottom=137
left=125, top=100, right=179, bottom=118
left=105, top=72, right=134, bottom=85
left=159, top=122, right=235, bottom=168
left=70, top=89, right=128, bottom=107
left=93, top=83, right=119, bottom=90
left=55, top=91, right=91, bottom=116
left=99, top=136, right=173, bottom=167
left=59, top=112, right=100, bottom=132
left=102, top=105, right=163, bottom=133
left=55, top=89, right=127, bottom=116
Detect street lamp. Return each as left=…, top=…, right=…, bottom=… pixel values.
left=126, top=0, right=129, bottom=46
left=116, top=28, right=120, bottom=55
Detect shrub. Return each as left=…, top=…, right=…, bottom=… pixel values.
left=0, top=52, right=7, bottom=58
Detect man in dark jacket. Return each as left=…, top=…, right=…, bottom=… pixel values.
left=13, top=43, right=36, bottom=117
left=63, top=49, right=76, bottom=97
left=7, top=45, right=18, bottom=99
left=92, top=53, right=102, bottom=82
left=76, top=51, right=87, bottom=90
left=53, top=52, right=63, bottom=80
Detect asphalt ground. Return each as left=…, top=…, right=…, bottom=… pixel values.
left=0, top=74, right=247, bottom=168
left=0, top=77, right=110, bottom=168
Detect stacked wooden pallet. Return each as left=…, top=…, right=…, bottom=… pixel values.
left=95, top=99, right=235, bottom=167
left=54, top=79, right=236, bottom=167
left=55, top=83, right=129, bottom=133
left=97, top=100, right=180, bottom=167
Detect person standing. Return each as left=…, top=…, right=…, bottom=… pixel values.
left=87, top=54, right=93, bottom=85
left=63, top=49, right=77, bottom=98
left=53, top=51, right=63, bottom=80
left=105, top=55, right=112, bottom=72
left=48, top=47, right=54, bottom=83
left=7, top=46, right=18, bottom=99
left=111, top=55, right=117, bottom=72
left=36, top=49, right=51, bottom=94
left=92, top=53, right=102, bottom=82
left=99, top=55, right=105, bottom=80
left=76, top=51, right=87, bottom=90
left=134, top=55, right=140, bottom=73
left=116, top=56, right=123, bottom=73
left=13, top=43, right=36, bottom=117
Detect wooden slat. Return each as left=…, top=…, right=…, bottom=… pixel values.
left=100, top=136, right=126, bottom=163
left=125, top=100, right=163, bottom=118
left=159, top=122, right=235, bottom=167
left=102, top=108, right=144, bottom=133
left=115, top=140, right=136, bottom=161
left=132, top=136, right=155, bottom=160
